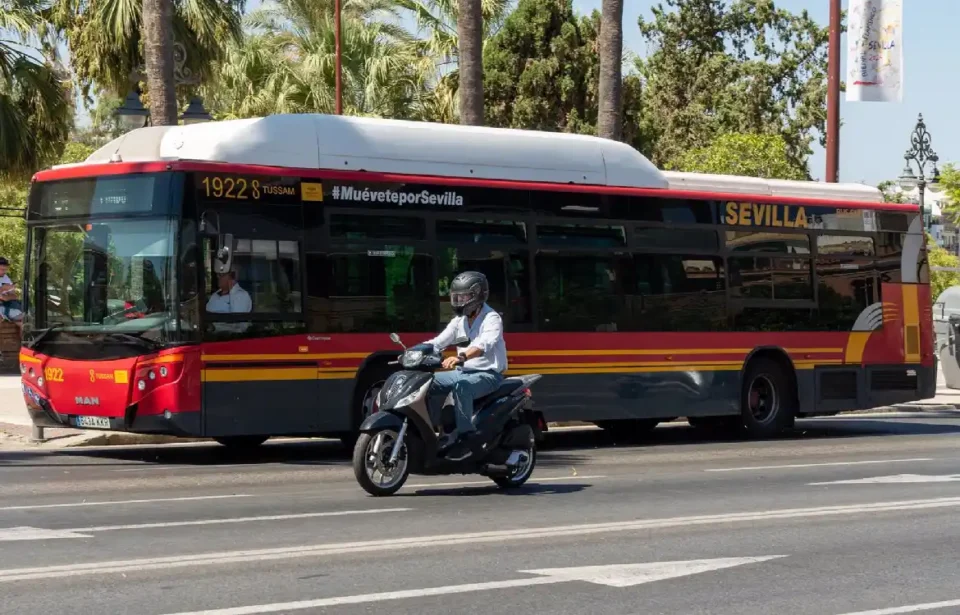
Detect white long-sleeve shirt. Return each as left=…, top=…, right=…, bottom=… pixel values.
left=424, top=303, right=507, bottom=373
left=206, top=283, right=252, bottom=314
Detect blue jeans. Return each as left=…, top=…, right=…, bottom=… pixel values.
left=431, top=369, right=504, bottom=435
left=0, top=300, right=21, bottom=321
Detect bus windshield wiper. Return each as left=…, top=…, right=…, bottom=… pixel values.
left=103, top=331, right=163, bottom=351
left=23, top=323, right=66, bottom=349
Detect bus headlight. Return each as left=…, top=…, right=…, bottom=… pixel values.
left=137, top=379, right=147, bottom=391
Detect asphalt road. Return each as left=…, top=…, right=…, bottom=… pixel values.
left=3, top=415, right=960, bottom=615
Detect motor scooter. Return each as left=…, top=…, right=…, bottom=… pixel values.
left=352, top=333, right=544, bottom=496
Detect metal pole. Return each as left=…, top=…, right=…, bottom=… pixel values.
left=334, top=0, right=342, bottom=115
left=825, top=0, right=841, bottom=182
left=31, top=425, right=44, bottom=443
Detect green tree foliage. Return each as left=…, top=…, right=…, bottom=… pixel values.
left=0, top=142, right=95, bottom=279
left=482, top=0, right=642, bottom=143
left=636, top=0, right=832, bottom=174
left=928, top=239, right=960, bottom=301
left=49, top=0, right=243, bottom=100
left=939, top=163, right=960, bottom=224
left=0, top=0, right=73, bottom=178
left=668, top=133, right=807, bottom=180
left=877, top=180, right=907, bottom=203
left=202, top=0, right=428, bottom=119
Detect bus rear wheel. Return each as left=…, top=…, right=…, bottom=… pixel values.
left=214, top=436, right=269, bottom=450
left=739, top=358, right=796, bottom=438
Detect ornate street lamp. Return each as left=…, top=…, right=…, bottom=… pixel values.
left=898, top=113, right=941, bottom=229
left=114, top=39, right=210, bottom=131
left=115, top=89, right=150, bottom=131
left=180, top=96, right=212, bottom=124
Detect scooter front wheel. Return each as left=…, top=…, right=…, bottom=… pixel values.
left=493, top=445, right=537, bottom=489
left=353, top=429, right=411, bottom=497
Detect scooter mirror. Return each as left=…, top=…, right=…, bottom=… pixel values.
left=389, top=333, right=400, bottom=344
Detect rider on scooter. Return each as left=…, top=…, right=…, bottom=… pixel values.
left=424, top=271, right=508, bottom=457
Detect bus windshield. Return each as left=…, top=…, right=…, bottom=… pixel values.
left=26, top=218, right=178, bottom=346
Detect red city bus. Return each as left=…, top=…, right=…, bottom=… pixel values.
left=19, top=114, right=935, bottom=449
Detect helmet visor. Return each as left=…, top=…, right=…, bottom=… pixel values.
left=450, top=289, right=478, bottom=308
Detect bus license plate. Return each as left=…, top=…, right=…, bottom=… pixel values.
left=75, top=416, right=110, bottom=429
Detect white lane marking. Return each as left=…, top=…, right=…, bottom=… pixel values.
left=0, top=494, right=251, bottom=512
left=407, top=475, right=605, bottom=489
left=811, top=474, right=960, bottom=485
left=160, top=556, right=785, bottom=614
left=706, top=458, right=933, bottom=472
left=65, top=508, right=412, bottom=533
left=0, top=527, right=92, bottom=541
left=836, top=599, right=960, bottom=614
left=0, top=496, right=956, bottom=582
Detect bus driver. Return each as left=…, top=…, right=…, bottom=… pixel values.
left=206, top=267, right=252, bottom=314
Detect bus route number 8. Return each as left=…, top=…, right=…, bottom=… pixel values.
left=202, top=176, right=261, bottom=200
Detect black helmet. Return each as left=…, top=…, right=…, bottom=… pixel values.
left=449, top=271, right=489, bottom=316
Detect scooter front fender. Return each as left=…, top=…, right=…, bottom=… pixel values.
left=359, top=411, right=405, bottom=433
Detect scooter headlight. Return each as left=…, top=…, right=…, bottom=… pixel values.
left=393, top=380, right=431, bottom=408
left=400, top=350, right=424, bottom=369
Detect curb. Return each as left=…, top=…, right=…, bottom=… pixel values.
left=2, top=405, right=959, bottom=450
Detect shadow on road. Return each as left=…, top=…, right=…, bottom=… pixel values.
left=405, top=482, right=590, bottom=497
left=2, top=414, right=959, bottom=469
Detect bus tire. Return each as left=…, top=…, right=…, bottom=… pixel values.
left=214, top=436, right=268, bottom=450
left=740, top=357, right=796, bottom=438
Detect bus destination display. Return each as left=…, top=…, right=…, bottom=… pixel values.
left=196, top=173, right=302, bottom=204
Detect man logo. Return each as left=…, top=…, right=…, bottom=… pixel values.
left=75, top=396, right=100, bottom=406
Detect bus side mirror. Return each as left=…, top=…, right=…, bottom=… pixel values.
left=215, top=233, right=234, bottom=274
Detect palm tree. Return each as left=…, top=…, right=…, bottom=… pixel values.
left=0, top=0, right=72, bottom=176
left=396, top=0, right=509, bottom=123
left=597, top=0, right=623, bottom=141
left=205, top=0, right=429, bottom=119
left=456, top=0, right=482, bottom=125
left=49, top=0, right=243, bottom=101
left=141, top=0, right=176, bottom=124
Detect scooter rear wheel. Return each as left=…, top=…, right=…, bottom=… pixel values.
left=492, top=445, right=537, bottom=489
left=353, top=430, right=410, bottom=497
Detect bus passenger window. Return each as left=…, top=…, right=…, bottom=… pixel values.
left=632, top=255, right=727, bottom=331
left=815, top=256, right=876, bottom=330
left=436, top=248, right=530, bottom=326
left=305, top=247, right=436, bottom=333
left=535, top=254, right=634, bottom=332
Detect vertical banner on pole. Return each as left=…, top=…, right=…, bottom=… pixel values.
left=846, top=0, right=903, bottom=102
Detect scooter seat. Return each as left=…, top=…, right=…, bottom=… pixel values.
left=473, top=377, right=527, bottom=408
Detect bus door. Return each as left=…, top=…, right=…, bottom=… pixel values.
left=197, top=201, right=312, bottom=438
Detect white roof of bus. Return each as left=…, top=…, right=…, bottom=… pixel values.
left=72, top=114, right=882, bottom=202
left=81, top=114, right=668, bottom=189
left=663, top=170, right=882, bottom=202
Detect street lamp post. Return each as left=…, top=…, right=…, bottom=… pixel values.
left=898, top=114, right=941, bottom=230
left=115, top=40, right=212, bottom=129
